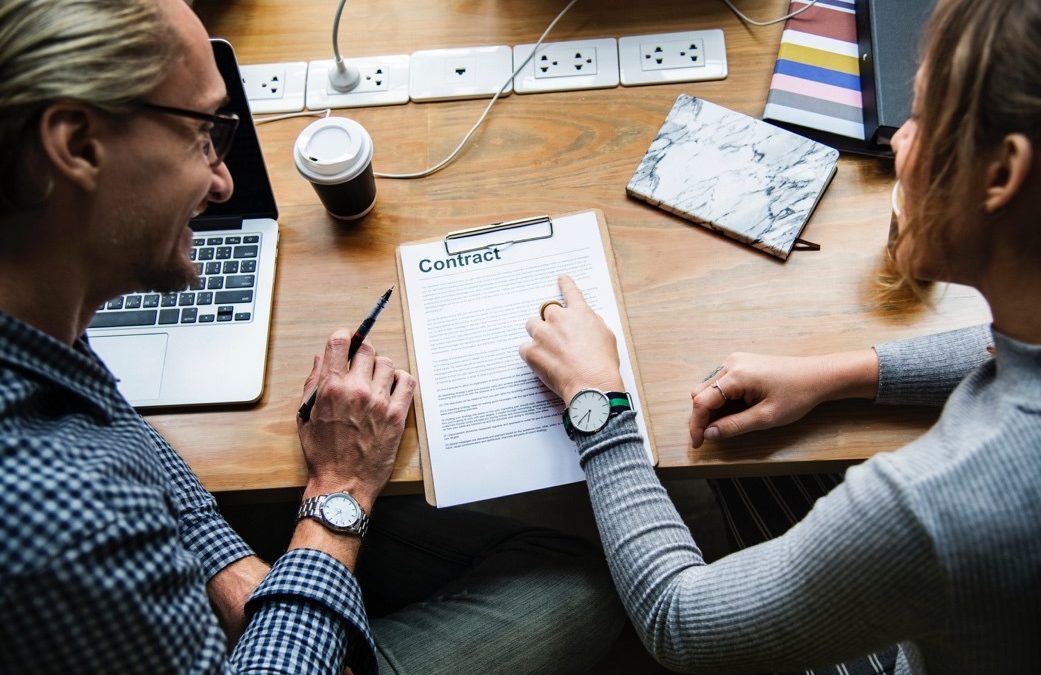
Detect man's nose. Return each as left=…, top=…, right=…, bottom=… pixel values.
left=209, top=160, right=234, bottom=203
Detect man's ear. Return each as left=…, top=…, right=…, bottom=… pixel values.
left=983, top=133, right=1034, bottom=214
left=37, top=102, right=108, bottom=193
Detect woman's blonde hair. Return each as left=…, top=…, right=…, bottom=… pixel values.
left=0, top=0, right=176, bottom=215
left=881, top=0, right=1041, bottom=306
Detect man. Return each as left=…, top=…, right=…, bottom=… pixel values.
left=0, top=1, right=621, bottom=672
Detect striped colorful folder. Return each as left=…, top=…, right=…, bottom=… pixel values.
left=763, top=0, right=865, bottom=141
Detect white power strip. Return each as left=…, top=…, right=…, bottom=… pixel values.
left=305, top=55, right=410, bottom=110
left=513, top=38, right=619, bottom=94
left=618, top=30, right=728, bottom=86
left=408, top=46, right=514, bottom=102
left=241, top=62, right=307, bottom=114
left=245, top=30, right=727, bottom=111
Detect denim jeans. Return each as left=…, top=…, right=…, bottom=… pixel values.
left=355, top=496, right=625, bottom=674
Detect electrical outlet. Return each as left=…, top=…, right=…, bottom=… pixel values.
left=409, top=46, right=513, bottom=102
left=512, top=38, right=619, bottom=94
left=641, top=38, right=704, bottom=70
left=240, top=62, right=307, bottom=114
left=305, top=55, right=410, bottom=110
left=618, top=30, right=727, bottom=86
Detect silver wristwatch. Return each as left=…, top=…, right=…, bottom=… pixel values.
left=297, top=491, right=370, bottom=537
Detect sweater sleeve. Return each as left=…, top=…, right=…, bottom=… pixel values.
left=874, top=324, right=993, bottom=406
left=576, top=412, right=946, bottom=673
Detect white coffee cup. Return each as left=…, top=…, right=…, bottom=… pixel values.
left=293, top=117, right=376, bottom=221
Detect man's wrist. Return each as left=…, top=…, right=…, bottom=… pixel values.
left=303, top=477, right=378, bottom=513
left=288, top=519, right=363, bottom=571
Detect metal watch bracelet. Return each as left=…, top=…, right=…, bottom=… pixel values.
left=297, top=493, right=370, bottom=536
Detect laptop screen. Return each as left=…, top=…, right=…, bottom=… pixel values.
left=192, top=39, right=277, bottom=228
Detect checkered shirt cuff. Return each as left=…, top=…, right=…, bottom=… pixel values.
left=244, top=548, right=376, bottom=674
left=180, top=511, right=254, bottom=581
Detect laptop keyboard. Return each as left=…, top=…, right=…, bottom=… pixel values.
left=90, top=234, right=262, bottom=329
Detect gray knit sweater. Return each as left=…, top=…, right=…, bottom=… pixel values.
left=576, top=325, right=1040, bottom=674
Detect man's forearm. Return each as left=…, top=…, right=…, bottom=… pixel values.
left=207, top=555, right=271, bottom=649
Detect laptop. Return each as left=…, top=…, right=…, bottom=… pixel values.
left=88, top=39, right=279, bottom=408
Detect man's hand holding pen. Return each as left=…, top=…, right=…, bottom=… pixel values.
left=296, top=333, right=415, bottom=510
left=295, top=287, right=416, bottom=510
left=298, top=286, right=395, bottom=422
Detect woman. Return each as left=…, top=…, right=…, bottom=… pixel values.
left=519, top=0, right=1040, bottom=672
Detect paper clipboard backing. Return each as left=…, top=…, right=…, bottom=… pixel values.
left=395, top=209, right=657, bottom=507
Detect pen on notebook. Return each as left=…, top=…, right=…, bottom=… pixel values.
left=297, top=285, right=394, bottom=423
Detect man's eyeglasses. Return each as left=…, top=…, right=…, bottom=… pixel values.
left=138, top=102, right=239, bottom=167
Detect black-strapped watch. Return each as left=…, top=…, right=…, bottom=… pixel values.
left=297, top=491, right=370, bottom=537
left=562, top=389, right=633, bottom=439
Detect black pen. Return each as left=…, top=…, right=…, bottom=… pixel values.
left=298, top=286, right=394, bottom=422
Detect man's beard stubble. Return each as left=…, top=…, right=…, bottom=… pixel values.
left=135, top=240, right=198, bottom=294
left=117, top=205, right=199, bottom=295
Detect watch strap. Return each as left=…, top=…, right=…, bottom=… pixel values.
left=562, top=390, right=633, bottom=438
left=297, top=493, right=370, bottom=536
left=297, top=495, right=323, bottom=519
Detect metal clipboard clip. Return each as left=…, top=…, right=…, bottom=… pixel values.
left=443, top=215, right=554, bottom=255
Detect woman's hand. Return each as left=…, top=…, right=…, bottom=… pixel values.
left=519, top=275, right=624, bottom=404
left=690, top=349, right=880, bottom=448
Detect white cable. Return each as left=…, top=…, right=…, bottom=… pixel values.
left=331, top=0, right=347, bottom=65
left=721, top=0, right=820, bottom=27
left=373, top=0, right=579, bottom=179
left=327, top=0, right=361, bottom=91
left=254, top=108, right=331, bottom=125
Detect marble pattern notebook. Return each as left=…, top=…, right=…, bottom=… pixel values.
left=627, top=94, right=839, bottom=259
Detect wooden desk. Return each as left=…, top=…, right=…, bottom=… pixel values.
left=156, top=0, right=990, bottom=493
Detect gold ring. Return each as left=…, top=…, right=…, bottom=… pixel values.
left=711, top=381, right=729, bottom=401
left=539, top=300, right=564, bottom=320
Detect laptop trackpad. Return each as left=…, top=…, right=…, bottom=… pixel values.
left=91, top=334, right=168, bottom=402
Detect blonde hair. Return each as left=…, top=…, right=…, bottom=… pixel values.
left=882, top=0, right=1041, bottom=304
left=0, top=0, right=176, bottom=215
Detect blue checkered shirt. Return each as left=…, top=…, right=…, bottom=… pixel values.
left=0, top=310, right=376, bottom=673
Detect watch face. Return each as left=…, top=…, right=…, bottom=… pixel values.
left=569, top=390, right=611, bottom=433
left=321, top=493, right=360, bottom=529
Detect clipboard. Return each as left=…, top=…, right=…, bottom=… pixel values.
left=395, top=209, right=657, bottom=506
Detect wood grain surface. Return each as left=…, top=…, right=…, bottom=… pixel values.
left=155, top=0, right=990, bottom=493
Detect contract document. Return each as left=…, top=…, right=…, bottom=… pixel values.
left=396, top=210, right=655, bottom=507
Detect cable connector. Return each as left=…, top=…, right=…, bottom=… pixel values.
left=327, top=59, right=361, bottom=92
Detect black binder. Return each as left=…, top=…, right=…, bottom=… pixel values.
left=857, top=0, right=935, bottom=146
